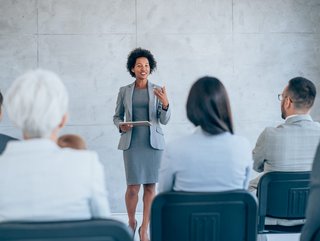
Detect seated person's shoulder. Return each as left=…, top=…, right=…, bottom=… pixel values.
left=0, top=133, right=18, bottom=141
left=229, top=134, right=252, bottom=151
left=306, top=121, right=320, bottom=129
left=278, top=120, right=320, bottom=133
left=261, top=125, right=288, bottom=135
left=231, top=134, right=250, bottom=145
left=60, top=148, right=100, bottom=164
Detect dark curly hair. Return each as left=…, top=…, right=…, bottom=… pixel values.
left=126, top=48, right=157, bottom=77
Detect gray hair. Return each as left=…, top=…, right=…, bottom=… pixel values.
left=5, top=69, right=69, bottom=138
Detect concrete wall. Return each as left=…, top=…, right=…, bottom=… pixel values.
left=0, top=0, right=320, bottom=213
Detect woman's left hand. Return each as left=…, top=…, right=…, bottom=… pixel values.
left=154, top=86, right=169, bottom=108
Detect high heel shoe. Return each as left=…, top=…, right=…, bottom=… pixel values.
left=128, top=219, right=137, bottom=238
left=133, top=220, right=138, bottom=237
left=138, top=227, right=150, bottom=241
left=138, top=226, right=142, bottom=241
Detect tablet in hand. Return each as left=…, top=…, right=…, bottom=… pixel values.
left=119, top=121, right=152, bottom=126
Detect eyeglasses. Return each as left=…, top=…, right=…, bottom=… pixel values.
left=278, top=94, right=293, bottom=102
left=278, top=94, right=284, bottom=101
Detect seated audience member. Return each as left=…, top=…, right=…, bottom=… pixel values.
left=0, top=69, right=110, bottom=222
left=249, top=77, right=320, bottom=231
left=300, top=143, right=320, bottom=241
left=0, top=90, right=17, bottom=154
left=58, top=134, right=87, bottom=150
left=158, top=76, right=252, bottom=193
left=250, top=77, right=320, bottom=192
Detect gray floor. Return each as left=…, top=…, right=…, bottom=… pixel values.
left=111, top=212, right=301, bottom=241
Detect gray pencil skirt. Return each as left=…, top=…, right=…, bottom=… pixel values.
left=123, top=147, right=163, bottom=185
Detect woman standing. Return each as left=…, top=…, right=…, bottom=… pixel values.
left=113, top=48, right=170, bottom=241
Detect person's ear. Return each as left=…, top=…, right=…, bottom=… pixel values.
left=284, top=97, right=292, bottom=109
left=0, top=106, right=3, bottom=121
left=58, top=113, right=68, bottom=129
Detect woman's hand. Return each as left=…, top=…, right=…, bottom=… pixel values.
left=153, top=86, right=169, bottom=108
left=119, top=123, right=133, bottom=132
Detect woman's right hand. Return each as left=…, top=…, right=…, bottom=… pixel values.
left=119, top=124, right=133, bottom=132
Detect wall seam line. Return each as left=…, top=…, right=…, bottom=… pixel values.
left=135, top=0, right=138, bottom=47
left=36, top=0, right=39, bottom=68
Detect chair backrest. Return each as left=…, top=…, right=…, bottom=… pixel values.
left=150, top=190, right=258, bottom=241
left=257, top=171, right=311, bottom=232
left=311, top=227, right=320, bottom=241
left=0, top=218, right=132, bottom=241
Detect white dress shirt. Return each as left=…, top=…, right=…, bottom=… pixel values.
left=0, top=139, right=111, bottom=222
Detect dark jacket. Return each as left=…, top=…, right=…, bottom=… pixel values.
left=0, top=133, right=17, bottom=154
left=300, top=143, right=320, bottom=241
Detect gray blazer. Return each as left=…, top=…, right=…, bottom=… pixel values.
left=253, top=115, right=320, bottom=173
left=113, top=81, right=171, bottom=150
left=250, top=115, right=320, bottom=190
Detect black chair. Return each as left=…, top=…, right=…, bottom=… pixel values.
left=150, top=190, right=258, bottom=241
left=311, top=227, right=320, bottom=241
left=257, top=171, right=311, bottom=233
left=0, top=218, right=132, bottom=241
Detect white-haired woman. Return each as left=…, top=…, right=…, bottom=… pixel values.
left=0, top=69, right=110, bottom=222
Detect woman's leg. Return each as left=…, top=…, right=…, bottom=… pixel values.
left=139, top=183, right=156, bottom=241
left=125, top=184, right=140, bottom=230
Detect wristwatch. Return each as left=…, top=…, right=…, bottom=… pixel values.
left=162, top=103, right=169, bottom=111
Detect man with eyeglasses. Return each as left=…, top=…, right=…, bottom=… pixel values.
left=249, top=77, right=320, bottom=227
